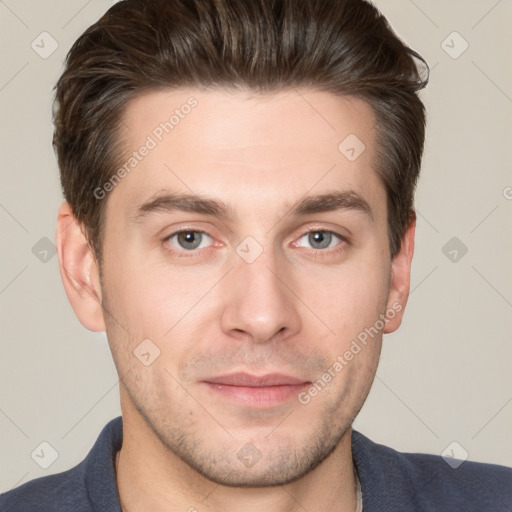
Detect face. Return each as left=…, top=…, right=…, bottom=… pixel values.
left=72, top=88, right=411, bottom=486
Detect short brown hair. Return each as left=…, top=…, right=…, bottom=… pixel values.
left=53, top=0, right=428, bottom=263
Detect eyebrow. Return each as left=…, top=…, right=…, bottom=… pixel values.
left=290, top=190, right=374, bottom=220
left=130, top=190, right=374, bottom=223
left=131, top=192, right=232, bottom=222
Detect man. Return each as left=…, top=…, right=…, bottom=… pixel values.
left=1, top=0, right=510, bottom=510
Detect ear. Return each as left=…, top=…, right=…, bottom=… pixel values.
left=383, top=216, right=416, bottom=334
left=55, top=201, right=106, bottom=332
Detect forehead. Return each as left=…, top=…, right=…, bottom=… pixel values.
left=108, top=87, right=383, bottom=219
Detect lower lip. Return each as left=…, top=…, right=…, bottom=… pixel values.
left=202, top=382, right=310, bottom=407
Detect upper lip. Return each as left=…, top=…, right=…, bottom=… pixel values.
left=203, top=372, right=309, bottom=387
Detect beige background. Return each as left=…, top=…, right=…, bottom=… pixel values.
left=1, top=0, right=511, bottom=491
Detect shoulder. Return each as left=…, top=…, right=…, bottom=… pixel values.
left=0, top=416, right=123, bottom=512
left=352, top=430, right=512, bottom=512
left=400, top=449, right=512, bottom=509
left=0, top=463, right=89, bottom=511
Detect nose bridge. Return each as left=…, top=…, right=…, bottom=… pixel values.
left=238, top=248, right=281, bottom=302
left=219, top=241, right=300, bottom=343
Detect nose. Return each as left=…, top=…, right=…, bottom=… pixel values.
left=219, top=248, right=301, bottom=344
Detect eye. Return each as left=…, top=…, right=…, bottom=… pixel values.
left=165, top=230, right=213, bottom=251
left=295, top=230, right=344, bottom=250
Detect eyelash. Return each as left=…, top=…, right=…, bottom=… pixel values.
left=162, top=228, right=349, bottom=257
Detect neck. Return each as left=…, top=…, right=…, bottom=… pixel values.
left=115, top=403, right=357, bottom=512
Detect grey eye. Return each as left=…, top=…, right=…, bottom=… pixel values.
left=168, top=231, right=212, bottom=250
left=308, top=231, right=333, bottom=249
left=296, top=230, right=342, bottom=250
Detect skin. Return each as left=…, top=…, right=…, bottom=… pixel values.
left=56, top=88, right=415, bottom=512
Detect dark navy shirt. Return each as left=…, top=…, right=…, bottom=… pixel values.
left=1, top=416, right=511, bottom=511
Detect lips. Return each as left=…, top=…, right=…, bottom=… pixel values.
left=201, top=372, right=311, bottom=407
left=204, top=372, right=308, bottom=387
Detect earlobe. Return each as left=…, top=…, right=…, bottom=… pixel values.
left=55, top=201, right=106, bottom=332
left=384, top=216, right=416, bottom=334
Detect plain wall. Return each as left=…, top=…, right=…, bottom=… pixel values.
left=0, top=0, right=511, bottom=491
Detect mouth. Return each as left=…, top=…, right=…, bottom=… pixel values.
left=201, top=372, right=311, bottom=407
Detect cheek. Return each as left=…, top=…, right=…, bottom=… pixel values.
left=102, top=248, right=195, bottom=331
left=102, top=260, right=226, bottom=380
left=298, top=253, right=390, bottom=329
